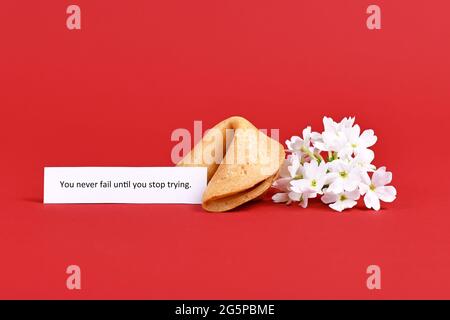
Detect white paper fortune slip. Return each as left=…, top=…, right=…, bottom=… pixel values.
left=43, top=167, right=207, bottom=204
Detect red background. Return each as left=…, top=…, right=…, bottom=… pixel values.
left=1, top=0, right=450, bottom=299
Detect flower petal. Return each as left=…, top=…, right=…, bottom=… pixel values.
left=287, top=156, right=300, bottom=178
left=299, top=196, right=308, bottom=208
left=321, top=192, right=339, bottom=204
left=360, top=129, right=377, bottom=148
left=272, top=177, right=291, bottom=191
left=286, top=136, right=303, bottom=151
left=341, top=199, right=358, bottom=210
left=288, top=191, right=301, bottom=202
left=310, top=131, right=322, bottom=142
left=343, top=178, right=359, bottom=192
left=330, top=201, right=345, bottom=212
left=345, top=189, right=361, bottom=201
left=290, top=179, right=311, bottom=193
left=327, top=179, right=344, bottom=194
left=302, top=126, right=311, bottom=141
left=364, top=191, right=380, bottom=210
left=376, top=186, right=397, bottom=202
left=360, top=171, right=371, bottom=185
left=358, top=182, right=369, bottom=195
left=272, top=193, right=289, bottom=203
left=312, top=141, right=328, bottom=151
left=372, top=166, right=392, bottom=187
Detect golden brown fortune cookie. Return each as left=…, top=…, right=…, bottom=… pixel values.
left=177, top=116, right=285, bottom=212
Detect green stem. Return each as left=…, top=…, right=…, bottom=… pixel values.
left=315, top=152, right=325, bottom=163
left=302, top=147, right=323, bottom=163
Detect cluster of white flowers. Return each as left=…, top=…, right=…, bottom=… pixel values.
left=272, top=117, right=397, bottom=212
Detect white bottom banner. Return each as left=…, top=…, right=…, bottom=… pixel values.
left=43, top=167, right=207, bottom=204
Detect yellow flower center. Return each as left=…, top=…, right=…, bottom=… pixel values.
left=339, top=171, right=348, bottom=178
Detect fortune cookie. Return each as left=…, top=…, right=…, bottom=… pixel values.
left=177, top=116, right=285, bottom=212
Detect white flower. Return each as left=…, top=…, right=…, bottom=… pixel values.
left=351, top=148, right=376, bottom=172
left=286, top=127, right=311, bottom=153
left=272, top=192, right=290, bottom=203
left=324, top=116, right=355, bottom=132
left=359, top=167, right=397, bottom=211
left=313, top=117, right=355, bottom=152
left=285, top=126, right=322, bottom=161
left=321, top=189, right=360, bottom=212
left=339, top=125, right=377, bottom=159
left=326, top=159, right=361, bottom=194
left=286, top=190, right=317, bottom=208
left=271, top=116, right=396, bottom=212
left=290, top=160, right=329, bottom=195
left=272, top=156, right=311, bottom=207
left=272, top=156, right=297, bottom=204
